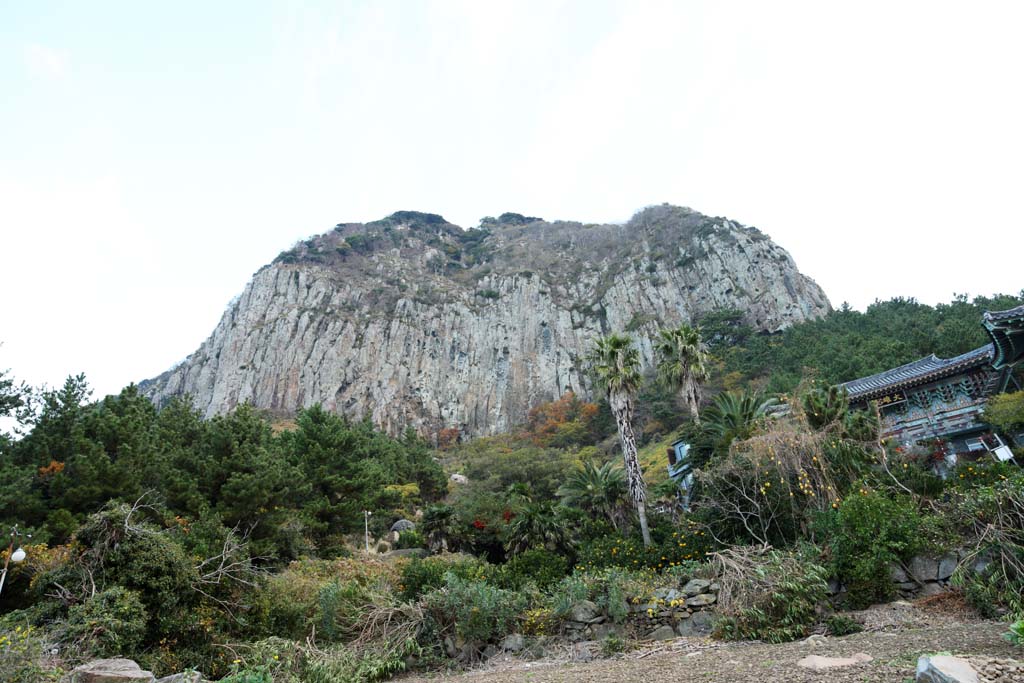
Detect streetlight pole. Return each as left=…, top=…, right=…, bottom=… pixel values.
left=0, top=526, right=27, bottom=597
left=363, top=510, right=372, bottom=553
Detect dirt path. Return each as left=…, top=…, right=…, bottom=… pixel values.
left=401, top=613, right=1019, bottom=683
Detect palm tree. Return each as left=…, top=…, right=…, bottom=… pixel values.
left=588, top=333, right=652, bottom=547
left=557, top=459, right=627, bottom=531
left=702, top=389, right=778, bottom=454
left=504, top=501, right=570, bottom=555
left=655, top=324, right=710, bottom=424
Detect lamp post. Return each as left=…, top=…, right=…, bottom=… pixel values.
left=363, top=510, right=372, bottom=553
left=0, top=526, right=27, bottom=597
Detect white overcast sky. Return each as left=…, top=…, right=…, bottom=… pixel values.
left=1, top=0, right=1022, bottom=400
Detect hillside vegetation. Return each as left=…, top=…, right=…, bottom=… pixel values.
left=0, top=292, right=1021, bottom=681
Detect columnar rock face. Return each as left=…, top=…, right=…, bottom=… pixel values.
left=141, top=205, right=830, bottom=437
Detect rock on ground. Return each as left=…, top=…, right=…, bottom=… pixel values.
left=62, top=659, right=155, bottom=683
left=916, top=655, right=979, bottom=683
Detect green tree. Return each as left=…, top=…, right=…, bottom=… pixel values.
left=588, top=333, right=651, bottom=546
left=702, top=390, right=778, bottom=455
left=655, top=324, right=710, bottom=424
left=556, top=459, right=626, bottom=531
left=504, top=501, right=570, bottom=555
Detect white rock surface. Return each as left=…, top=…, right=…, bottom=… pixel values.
left=142, top=207, right=829, bottom=437
left=916, top=654, right=980, bottom=683
left=797, top=653, right=873, bottom=670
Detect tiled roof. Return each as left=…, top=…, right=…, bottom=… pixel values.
left=840, top=345, right=993, bottom=400
left=983, top=304, right=1024, bottom=324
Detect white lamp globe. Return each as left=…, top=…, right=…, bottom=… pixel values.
left=10, top=547, right=25, bottom=563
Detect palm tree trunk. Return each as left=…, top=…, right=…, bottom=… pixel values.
left=609, top=390, right=651, bottom=547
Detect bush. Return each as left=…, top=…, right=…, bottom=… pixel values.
left=64, top=586, right=148, bottom=659
left=421, top=574, right=526, bottom=652
left=397, top=556, right=487, bottom=602
left=1006, top=619, right=1024, bottom=647
left=0, top=625, right=59, bottom=683
left=495, top=549, right=568, bottom=590
left=824, top=614, right=864, bottom=636
left=711, top=546, right=828, bottom=643
left=549, top=567, right=657, bottom=624
left=395, top=530, right=424, bottom=550
left=820, top=488, right=944, bottom=609
left=951, top=476, right=1024, bottom=617
left=574, top=520, right=709, bottom=572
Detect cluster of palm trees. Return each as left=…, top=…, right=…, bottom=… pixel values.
left=587, top=323, right=710, bottom=547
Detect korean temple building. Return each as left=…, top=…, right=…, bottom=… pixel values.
left=839, top=304, right=1024, bottom=462
left=667, top=304, right=1024, bottom=488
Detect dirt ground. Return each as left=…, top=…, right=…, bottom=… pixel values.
left=400, top=602, right=1021, bottom=683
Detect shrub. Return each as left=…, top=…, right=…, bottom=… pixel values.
left=495, top=549, right=568, bottom=590
left=574, top=520, right=708, bottom=572
left=421, top=574, right=526, bottom=651
left=0, top=625, right=60, bottom=683
left=820, top=488, right=944, bottom=609
left=600, top=633, right=626, bottom=657
left=549, top=567, right=657, bottom=624
left=1006, top=619, right=1024, bottom=647
left=951, top=476, right=1024, bottom=617
left=64, top=586, right=148, bottom=659
left=711, top=546, right=828, bottom=643
left=397, top=556, right=486, bottom=602
left=824, top=614, right=864, bottom=636
left=395, top=530, right=425, bottom=550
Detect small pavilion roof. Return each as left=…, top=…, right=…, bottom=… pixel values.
left=840, top=345, right=993, bottom=401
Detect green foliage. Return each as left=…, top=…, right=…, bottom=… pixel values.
left=0, top=625, right=59, bottom=683
left=722, top=293, right=1023, bottom=392
left=421, top=574, right=526, bottom=648
left=574, top=522, right=709, bottom=572
left=824, top=614, right=864, bottom=637
left=950, top=476, right=1024, bottom=618
left=397, top=557, right=486, bottom=602
left=984, top=390, right=1024, bottom=433
left=600, top=633, right=626, bottom=657
left=819, top=489, right=941, bottom=609
left=548, top=567, right=657, bottom=624
left=494, top=549, right=569, bottom=590
left=713, top=547, right=829, bottom=643
left=64, top=586, right=148, bottom=659
left=1006, top=619, right=1024, bottom=647
left=700, top=390, right=778, bottom=456
left=395, top=530, right=424, bottom=550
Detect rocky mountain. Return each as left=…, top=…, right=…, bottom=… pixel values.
left=141, top=204, right=830, bottom=437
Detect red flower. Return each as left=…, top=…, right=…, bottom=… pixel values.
left=472, top=519, right=486, bottom=530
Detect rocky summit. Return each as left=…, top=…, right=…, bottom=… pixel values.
left=140, top=204, right=829, bottom=437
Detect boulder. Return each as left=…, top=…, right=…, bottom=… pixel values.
left=569, top=600, right=600, bottom=623
left=685, top=593, right=717, bottom=608
left=63, top=659, right=155, bottom=683
left=909, top=556, right=939, bottom=583
left=937, top=554, right=958, bottom=581
left=156, top=675, right=203, bottom=683
left=390, top=519, right=416, bottom=533
left=919, top=582, right=947, bottom=598
left=648, top=625, right=677, bottom=641
left=590, top=622, right=622, bottom=640
left=450, top=473, right=469, bottom=485
left=798, top=653, right=873, bottom=670
left=916, top=655, right=979, bottom=683
left=676, top=610, right=716, bottom=636
left=890, top=562, right=910, bottom=583
left=500, top=633, right=525, bottom=653
left=681, top=578, right=711, bottom=596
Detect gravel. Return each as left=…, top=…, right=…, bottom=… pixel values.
left=400, top=609, right=1019, bottom=683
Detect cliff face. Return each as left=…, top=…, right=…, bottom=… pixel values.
left=141, top=205, right=830, bottom=436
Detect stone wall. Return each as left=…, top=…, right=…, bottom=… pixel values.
left=563, top=578, right=720, bottom=642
